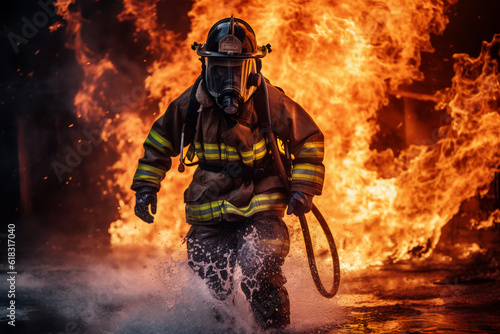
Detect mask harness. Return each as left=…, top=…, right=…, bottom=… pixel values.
left=178, top=72, right=340, bottom=298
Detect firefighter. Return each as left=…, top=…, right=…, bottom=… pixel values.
left=131, top=16, right=325, bottom=330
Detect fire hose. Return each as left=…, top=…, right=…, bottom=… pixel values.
left=259, top=73, right=341, bottom=298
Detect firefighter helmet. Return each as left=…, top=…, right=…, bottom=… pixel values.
left=192, top=16, right=271, bottom=114
left=195, top=16, right=269, bottom=58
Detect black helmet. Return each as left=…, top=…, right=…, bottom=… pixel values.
left=194, top=16, right=269, bottom=58
left=193, top=16, right=271, bottom=114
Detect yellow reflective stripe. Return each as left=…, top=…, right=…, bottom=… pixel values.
left=150, top=129, right=173, bottom=150
left=255, top=150, right=267, bottom=160
left=240, top=149, right=254, bottom=165
left=240, top=150, right=253, bottom=159
left=134, top=174, right=159, bottom=181
left=254, top=138, right=267, bottom=160
left=220, top=143, right=227, bottom=161
left=194, top=142, right=205, bottom=159
left=226, top=146, right=240, bottom=161
left=224, top=202, right=287, bottom=216
left=222, top=193, right=286, bottom=216
left=145, top=137, right=163, bottom=153
left=203, top=143, right=219, bottom=150
left=253, top=138, right=266, bottom=151
left=133, top=174, right=161, bottom=184
left=293, top=174, right=324, bottom=185
left=136, top=163, right=164, bottom=176
left=145, top=129, right=174, bottom=154
left=186, top=193, right=287, bottom=221
left=293, top=163, right=325, bottom=173
left=186, top=200, right=224, bottom=221
left=189, top=200, right=222, bottom=213
left=133, top=162, right=165, bottom=186
left=200, top=143, right=239, bottom=161
left=302, top=142, right=324, bottom=149
left=292, top=163, right=325, bottom=185
left=297, top=152, right=323, bottom=158
left=193, top=139, right=267, bottom=164
left=296, top=142, right=324, bottom=159
left=204, top=152, right=221, bottom=159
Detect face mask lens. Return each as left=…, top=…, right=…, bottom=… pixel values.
left=215, top=66, right=227, bottom=77
left=205, top=58, right=258, bottom=111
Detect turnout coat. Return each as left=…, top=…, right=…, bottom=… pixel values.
left=131, top=80, right=325, bottom=225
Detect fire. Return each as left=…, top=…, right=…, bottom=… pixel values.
left=54, top=0, right=500, bottom=270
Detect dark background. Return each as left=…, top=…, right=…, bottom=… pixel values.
left=0, top=0, right=499, bottom=259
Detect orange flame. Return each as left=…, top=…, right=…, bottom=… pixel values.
left=55, top=0, right=500, bottom=270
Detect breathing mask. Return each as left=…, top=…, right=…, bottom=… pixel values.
left=205, top=57, right=258, bottom=114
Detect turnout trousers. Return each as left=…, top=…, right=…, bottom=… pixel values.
left=186, top=214, right=290, bottom=329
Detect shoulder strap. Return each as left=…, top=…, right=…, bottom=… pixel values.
left=253, top=77, right=292, bottom=175
left=253, top=77, right=273, bottom=128
left=178, top=75, right=203, bottom=172
left=185, top=75, right=203, bottom=124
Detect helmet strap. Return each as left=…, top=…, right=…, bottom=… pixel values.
left=199, top=56, right=206, bottom=73
left=256, top=58, right=262, bottom=73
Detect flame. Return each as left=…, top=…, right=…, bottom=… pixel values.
left=54, top=0, right=500, bottom=270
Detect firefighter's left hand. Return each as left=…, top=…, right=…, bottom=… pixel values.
left=286, top=191, right=313, bottom=216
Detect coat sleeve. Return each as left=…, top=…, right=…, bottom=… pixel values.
left=269, top=86, right=325, bottom=196
left=130, top=87, right=191, bottom=191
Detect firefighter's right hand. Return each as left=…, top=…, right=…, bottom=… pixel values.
left=134, top=187, right=157, bottom=223
left=287, top=191, right=313, bottom=216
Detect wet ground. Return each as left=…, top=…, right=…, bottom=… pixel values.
left=323, top=265, right=500, bottom=334
left=1, top=250, right=499, bottom=334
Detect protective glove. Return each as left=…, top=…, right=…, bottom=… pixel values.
left=134, top=186, right=158, bottom=223
left=286, top=191, right=313, bottom=216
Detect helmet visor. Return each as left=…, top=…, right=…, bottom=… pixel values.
left=205, top=58, right=258, bottom=102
